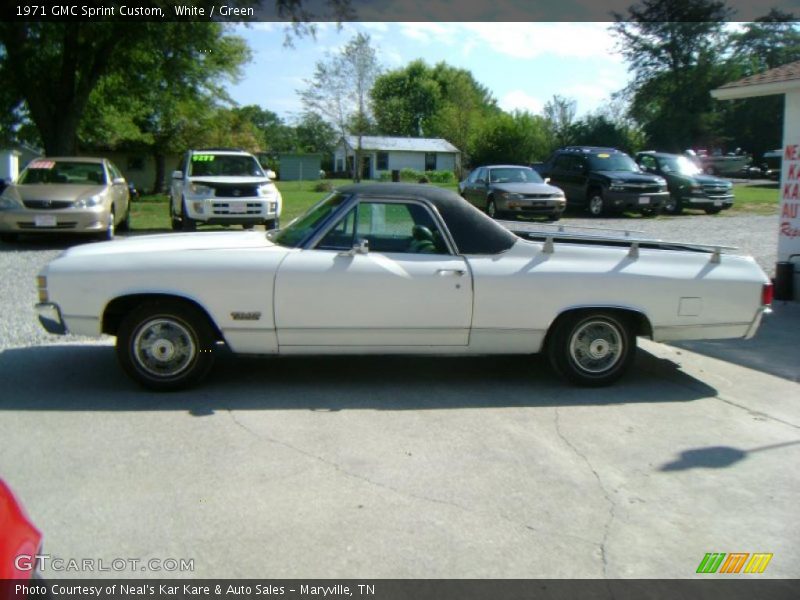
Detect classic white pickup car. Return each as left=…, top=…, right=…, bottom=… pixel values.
left=35, top=183, right=772, bottom=391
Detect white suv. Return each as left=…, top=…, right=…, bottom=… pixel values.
left=170, top=149, right=282, bottom=231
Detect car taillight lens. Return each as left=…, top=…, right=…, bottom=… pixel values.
left=762, top=283, right=774, bottom=306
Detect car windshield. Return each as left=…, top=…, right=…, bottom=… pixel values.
left=271, top=192, right=350, bottom=248
left=587, top=153, right=640, bottom=173
left=489, top=167, right=543, bottom=184
left=659, top=155, right=703, bottom=176
left=18, top=160, right=107, bottom=185
left=189, top=154, right=265, bottom=177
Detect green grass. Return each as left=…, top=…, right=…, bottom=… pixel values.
left=130, top=179, right=460, bottom=232
left=129, top=179, right=780, bottom=232
left=728, top=182, right=780, bottom=215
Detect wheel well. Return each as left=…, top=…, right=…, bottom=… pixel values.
left=586, top=186, right=603, bottom=200
left=102, top=294, right=223, bottom=340
left=543, top=307, right=653, bottom=350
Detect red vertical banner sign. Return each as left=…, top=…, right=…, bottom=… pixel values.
left=779, top=144, right=800, bottom=261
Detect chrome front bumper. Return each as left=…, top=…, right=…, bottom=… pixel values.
left=36, top=303, right=66, bottom=335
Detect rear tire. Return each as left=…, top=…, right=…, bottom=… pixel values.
left=547, top=311, right=635, bottom=387
left=116, top=300, right=216, bottom=391
left=587, top=190, right=605, bottom=217
left=662, top=195, right=683, bottom=215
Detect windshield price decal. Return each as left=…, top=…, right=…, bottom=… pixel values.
left=192, top=155, right=216, bottom=162
left=29, top=160, right=55, bottom=169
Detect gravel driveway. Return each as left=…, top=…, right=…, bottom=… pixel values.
left=504, top=213, right=779, bottom=276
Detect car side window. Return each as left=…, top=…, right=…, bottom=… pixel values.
left=466, top=169, right=479, bottom=184
left=638, top=155, right=656, bottom=172
left=316, top=206, right=357, bottom=250
left=553, top=155, right=571, bottom=171
left=475, top=168, right=486, bottom=183
left=316, top=201, right=449, bottom=255
left=108, top=162, right=123, bottom=182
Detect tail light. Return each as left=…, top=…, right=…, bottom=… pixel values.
left=762, top=283, right=774, bottom=306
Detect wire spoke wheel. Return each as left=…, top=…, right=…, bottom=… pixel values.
left=568, top=319, right=623, bottom=374
left=547, top=311, right=636, bottom=386
left=133, top=318, right=197, bottom=378
left=117, top=301, right=216, bottom=391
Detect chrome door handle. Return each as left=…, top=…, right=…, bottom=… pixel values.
left=436, top=269, right=466, bottom=276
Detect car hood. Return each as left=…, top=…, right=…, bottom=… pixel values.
left=595, top=171, right=663, bottom=183
left=692, top=173, right=730, bottom=185
left=61, top=231, right=277, bottom=259
left=188, top=176, right=273, bottom=185
left=491, top=182, right=563, bottom=194
left=13, top=183, right=106, bottom=201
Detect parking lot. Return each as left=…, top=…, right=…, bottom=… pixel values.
left=0, top=213, right=798, bottom=579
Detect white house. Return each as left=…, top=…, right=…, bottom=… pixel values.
left=334, top=135, right=461, bottom=179
left=712, top=60, right=800, bottom=300
left=0, top=143, right=42, bottom=182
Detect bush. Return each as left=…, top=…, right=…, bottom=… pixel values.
left=313, top=181, right=334, bottom=192
left=392, top=168, right=455, bottom=183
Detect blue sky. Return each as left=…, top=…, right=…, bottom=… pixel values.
left=226, top=22, right=631, bottom=125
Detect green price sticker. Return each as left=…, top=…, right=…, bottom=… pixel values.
left=192, top=155, right=215, bottom=162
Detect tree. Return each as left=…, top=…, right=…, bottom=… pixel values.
left=233, top=105, right=298, bottom=153
left=78, top=22, right=251, bottom=193
left=717, top=12, right=800, bottom=160
left=612, top=0, right=731, bottom=151
left=542, top=95, right=578, bottom=151
left=371, top=60, right=442, bottom=136
left=299, top=33, right=381, bottom=181
left=469, top=111, right=549, bottom=166
left=371, top=61, right=498, bottom=170
left=0, top=1, right=354, bottom=157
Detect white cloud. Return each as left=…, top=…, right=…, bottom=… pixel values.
left=499, top=90, right=544, bottom=114
left=458, top=23, right=620, bottom=61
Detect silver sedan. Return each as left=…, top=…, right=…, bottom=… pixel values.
left=0, top=156, right=131, bottom=242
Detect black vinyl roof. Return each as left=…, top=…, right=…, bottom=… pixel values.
left=336, top=183, right=518, bottom=255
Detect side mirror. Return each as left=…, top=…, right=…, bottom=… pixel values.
left=544, top=177, right=551, bottom=184
left=172, top=170, right=183, bottom=180
left=266, top=169, right=277, bottom=179
left=340, top=238, right=369, bottom=257
left=112, top=177, right=126, bottom=185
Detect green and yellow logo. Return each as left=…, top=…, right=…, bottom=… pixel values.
left=696, top=552, right=773, bottom=574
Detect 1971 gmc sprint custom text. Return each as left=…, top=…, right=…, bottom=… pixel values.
left=35, top=184, right=772, bottom=390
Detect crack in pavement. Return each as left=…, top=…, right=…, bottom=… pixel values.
left=553, top=407, right=616, bottom=578
left=224, top=407, right=600, bottom=552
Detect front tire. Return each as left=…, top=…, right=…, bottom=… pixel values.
left=547, top=311, right=635, bottom=387
left=99, top=207, right=115, bottom=241
left=116, top=301, right=216, bottom=391
left=705, top=207, right=722, bottom=215
left=0, top=233, right=18, bottom=243
left=118, top=203, right=131, bottom=232
left=181, top=198, right=196, bottom=231
left=486, top=197, right=498, bottom=219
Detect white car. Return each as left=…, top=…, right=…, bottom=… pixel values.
left=35, top=183, right=772, bottom=391
left=170, top=148, right=281, bottom=231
